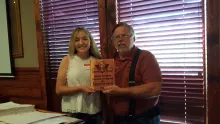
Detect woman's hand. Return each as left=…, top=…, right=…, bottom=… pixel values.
left=81, top=86, right=95, bottom=94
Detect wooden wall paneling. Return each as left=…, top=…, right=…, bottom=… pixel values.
left=0, top=68, right=45, bottom=109
left=99, top=1, right=117, bottom=124
left=46, top=79, right=62, bottom=112
left=98, top=0, right=117, bottom=58
left=206, top=0, right=220, bottom=123
left=34, top=0, right=47, bottom=110
left=0, top=68, right=41, bottom=88
left=0, top=95, right=10, bottom=103
left=98, top=0, right=108, bottom=58
left=106, top=0, right=117, bottom=58
left=98, top=1, right=109, bottom=123
left=0, top=88, right=41, bottom=98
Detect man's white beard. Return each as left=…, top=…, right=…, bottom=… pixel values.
left=118, top=47, right=131, bottom=58
left=118, top=46, right=127, bottom=53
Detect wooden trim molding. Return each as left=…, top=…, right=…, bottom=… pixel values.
left=206, top=0, right=220, bottom=123
left=201, top=0, right=207, bottom=123
left=15, top=67, right=39, bottom=71
left=98, top=0, right=117, bottom=58
left=106, top=0, right=117, bottom=58
left=34, top=0, right=47, bottom=110
left=97, top=1, right=108, bottom=123
left=98, top=0, right=108, bottom=58
left=98, top=1, right=117, bottom=124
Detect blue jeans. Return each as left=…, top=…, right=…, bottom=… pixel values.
left=114, top=115, right=160, bottom=124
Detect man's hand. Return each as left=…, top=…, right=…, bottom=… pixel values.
left=102, top=85, right=122, bottom=95
left=81, top=86, right=95, bottom=95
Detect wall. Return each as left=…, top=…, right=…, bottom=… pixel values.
left=15, top=0, right=38, bottom=67
left=0, top=0, right=46, bottom=110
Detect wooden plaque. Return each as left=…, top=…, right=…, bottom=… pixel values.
left=90, top=59, right=115, bottom=91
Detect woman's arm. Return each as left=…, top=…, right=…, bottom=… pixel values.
left=56, top=56, right=94, bottom=96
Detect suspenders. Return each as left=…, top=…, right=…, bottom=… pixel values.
left=128, top=48, right=141, bottom=116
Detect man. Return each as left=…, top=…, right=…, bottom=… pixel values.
left=102, top=22, right=162, bottom=124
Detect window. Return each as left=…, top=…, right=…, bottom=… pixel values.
left=117, top=0, right=205, bottom=123
left=40, top=0, right=100, bottom=79
left=39, top=0, right=205, bottom=123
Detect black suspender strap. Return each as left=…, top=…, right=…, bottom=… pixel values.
left=128, top=48, right=141, bottom=116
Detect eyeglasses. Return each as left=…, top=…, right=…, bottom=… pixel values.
left=111, top=34, right=132, bottom=41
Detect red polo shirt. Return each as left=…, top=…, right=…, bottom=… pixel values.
left=109, top=46, right=162, bottom=116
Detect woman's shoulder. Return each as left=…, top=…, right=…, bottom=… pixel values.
left=60, top=55, right=74, bottom=66
left=58, top=56, right=69, bottom=70
left=62, top=55, right=69, bottom=62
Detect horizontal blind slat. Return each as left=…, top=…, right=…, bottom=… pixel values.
left=40, top=0, right=101, bottom=79
left=117, top=0, right=204, bottom=123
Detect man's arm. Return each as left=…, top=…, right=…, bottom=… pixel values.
left=103, top=81, right=161, bottom=98
left=121, top=81, right=161, bottom=98
left=103, top=50, right=162, bottom=98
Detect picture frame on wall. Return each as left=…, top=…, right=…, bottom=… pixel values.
left=8, top=0, right=23, bottom=58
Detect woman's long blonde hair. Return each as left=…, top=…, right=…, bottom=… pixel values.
left=68, top=27, right=101, bottom=59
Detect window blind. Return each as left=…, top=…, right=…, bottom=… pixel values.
left=117, top=0, right=205, bottom=123
left=39, top=0, right=100, bottom=79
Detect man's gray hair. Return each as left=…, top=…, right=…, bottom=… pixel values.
left=112, top=22, right=135, bottom=36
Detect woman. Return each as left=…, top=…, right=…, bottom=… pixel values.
left=56, top=27, right=102, bottom=124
